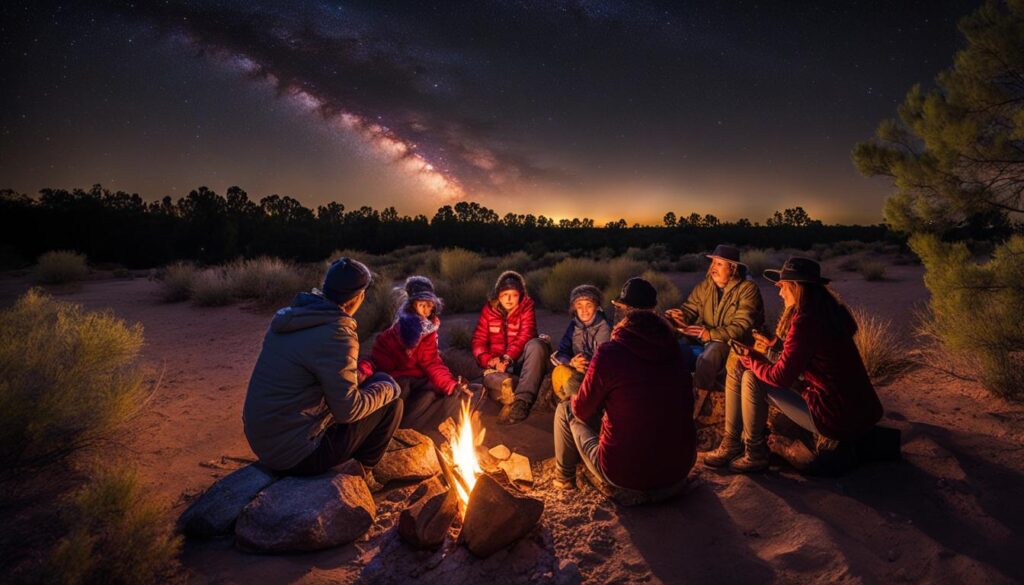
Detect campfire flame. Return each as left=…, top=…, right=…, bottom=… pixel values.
left=449, top=398, right=482, bottom=506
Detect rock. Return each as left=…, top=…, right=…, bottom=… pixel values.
left=398, top=477, right=459, bottom=550
left=235, top=470, right=375, bottom=552
left=476, top=446, right=501, bottom=474
left=177, top=463, right=278, bottom=537
left=498, top=452, right=533, bottom=487
left=488, top=444, right=512, bottom=461
left=461, top=473, right=544, bottom=557
left=373, top=428, right=440, bottom=486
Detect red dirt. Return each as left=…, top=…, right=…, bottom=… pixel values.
left=4, top=263, right=1023, bottom=584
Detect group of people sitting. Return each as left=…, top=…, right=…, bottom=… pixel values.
left=242, top=244, right=884, bottom=503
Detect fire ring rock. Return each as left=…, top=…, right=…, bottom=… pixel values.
left=234, top=469, right=375, bottom=552
left=398, top=477, right=459, bottom=550
left=372, top=428, right=440, bottom=486
left=178, top=463, right=278, bottom=537
left=461, top=473, right=544, bottom=557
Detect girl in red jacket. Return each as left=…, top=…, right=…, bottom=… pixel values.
left=360, top=276, right=470, bottom=439
left=705, top=257, right=883, bottom=473
left=471, top=270, right=546, bottom=424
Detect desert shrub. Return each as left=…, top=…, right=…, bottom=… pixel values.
left=524, top=268, right=552, bottom=307
left=112, top=268, right=132, bottom=279
left=190, top=269, right=234, bottom=307
left=436, top=273, right=491, bottom=314
left=601, top=257, right=649, bottom=305
left=674, top=254, right=704, bottom=272
left=45, top=468, right=181, bottom=585
left=0, top=290, right=147, bottom=481
left=818, top=240, right=868, bottom=261
left=159, top=262, right=197, bottom=302
left=439, top=248, right=483, bottom=283
left=444, top=321, right=474, bottom=350
left=838, top=255, right=862, bottom=272
left=496, top=251, right=532, bottom=274
left=541, top=258, right=610, bottom=311
left=538, top=251, right=570, bottom=268
left=356, top=269, right=399, bottom=342
left=912, top=234, right=1024, bottom=399
left=642, top=270, right=682, bottom=313
left=228, top=257, right=308, bottom=309
left=739, top=248, right=776, bottom=278
left=35, top=250, right=89, bottom=285
left=625, top=244, right=670, bottom=264
left=852, top=307, right=909, bottom=385
left=858, top=259, right=887, bottom=281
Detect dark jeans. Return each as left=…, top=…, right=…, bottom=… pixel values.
left=553, top=401, right=611, bottom=485
left=681, top=340, right=729, bottom=391
left=396, top=376, right=462, bottom=444
left=508, top=338, right=552, bottom=404
left=283, top=398, right=404, bottom=476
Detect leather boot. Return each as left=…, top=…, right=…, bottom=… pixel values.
left=703, top=434, right=744, bottom=468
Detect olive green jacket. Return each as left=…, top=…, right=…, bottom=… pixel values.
left=678, top=276, right=765, bottom=344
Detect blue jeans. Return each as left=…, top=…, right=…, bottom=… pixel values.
left=724, top=364, right=818, bottom=446
left=553, top=401, right=616, bottom=486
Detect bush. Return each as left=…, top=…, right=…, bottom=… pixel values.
left=674, top=254, right=704, bottom=272
left=35, top=250, right=89, bottom=285
left=228, top=257, right=308, bottom=309
left=356, top=269, right=399, bottom=342
left=642, top=270, right=682, bottom=313
left=0, top=290, right=147, bottom=481
left=524, top=268, right=552, bottom=307
left=912, top=234, right=1024, bottom=399
left=444, top=321, right=474, bottom=350
left=112, top=268, right=132, bottom=279
left=45, top=468, right=181, bottom=584
left=540, top=258, right=610, bottom=311
left=437, top=248, right=483, bottom=283
left=858, top=259, right=888, bottom=281
left=159, top=262, right=197, bottom=302
left=602, top=257, right=648, bottom=305
left=739, top=248, right=776, bottom=278
left=190, top=269, right=234, bottom=307
left=838, top=255, right=862, bottom=272
left=436, top=274, right=491, bottom=314
left=852, top=307, right=909, bottom=385
left=496, top=251, right=532, bottom=274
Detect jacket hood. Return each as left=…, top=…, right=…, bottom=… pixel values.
left=270, top=291, right=355, bottom=333
left=610, top=310, right=681, bottom=363
left=396, top=311, right=439, bottom=349
left=490, top=270, right=527, bottom=301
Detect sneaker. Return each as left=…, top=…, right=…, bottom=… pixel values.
left=499, top=399, right=530, bottom=425
left=703, top=435, right=744, bottom=468
left=729, top=440, right=770, bottom=473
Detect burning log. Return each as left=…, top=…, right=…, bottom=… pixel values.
left=398, top=477, right=459, bottom=550
left=460, top=473, right=544, bottom=557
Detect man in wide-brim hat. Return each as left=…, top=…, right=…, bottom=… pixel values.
left=666, top=244, right=765, bottom=404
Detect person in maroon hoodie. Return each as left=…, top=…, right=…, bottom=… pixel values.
left=471, top=270, right=546, bottom=425
left=360, top=276, right=472, bottom=441
left=553, top=277, right=696, bottom=501
left=712, top=257, right=884, bottom=473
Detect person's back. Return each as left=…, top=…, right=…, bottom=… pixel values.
left=573, top=310, right=696, bottom=491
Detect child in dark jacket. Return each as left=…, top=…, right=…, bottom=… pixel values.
left=551, top=284, right=612, bottom=402
left=360, top=276, right=470, bottom=440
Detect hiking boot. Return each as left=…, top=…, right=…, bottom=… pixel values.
left=703, top=435, right=744, bottom=468
left=499, top=399, right=530, bottom=425
left=729, top=440, right=770, bottom=473
left=552, top=473, right=576, bottom=491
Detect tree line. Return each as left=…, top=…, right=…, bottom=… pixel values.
left=0, top=185, right=892, bottom=269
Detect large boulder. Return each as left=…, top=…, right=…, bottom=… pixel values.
left=398, top=477, right=459, bottom=550
left=372, top=428, right=440, bottom=486
left=235, top=468, right=375, bottom=552
left=178, top=463, right=278, bottom=537
left=461, top=473, right=544, bottom=557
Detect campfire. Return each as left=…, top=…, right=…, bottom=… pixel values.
left=400, top=396, right=544, bottom=557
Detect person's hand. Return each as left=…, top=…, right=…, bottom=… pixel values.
left=487, top=357, right=501, bottom=369
left=570, top=353, right=588, bottom=373
left=665, top=308, right=687, bottom=326
left=752, top=330, right=774, bottom=346
left=495, top=359, right=509, bottom=373
left=682, top=325, right=706, bottom=340
left=453, top=376, right=473, bottom=398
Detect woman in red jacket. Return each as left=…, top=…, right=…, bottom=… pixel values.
left=471, top=270, right=546, bottom=424
left=360, top=276, right=470, bottom=440
left=709, top=257, right=883, bottom=473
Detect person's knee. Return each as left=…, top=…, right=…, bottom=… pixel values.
left=524, top=337, right=548, bottom=356
left=387, top=397, right=405, bottom=422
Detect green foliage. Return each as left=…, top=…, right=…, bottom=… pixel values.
left=45, top=468, right=181, bottom=585
left=159, top=262, right=197, bottom=302
left=852, top=307, right=909, bottom=385
left=858, top=259, right=888, bottom=281
left=642, top=270, right=682, bottom=313
left=0, top=290, right=147, bottom=481
left=912, top=234, right=1024, bottom=398
left=35, top=250, right=89, bottom=284
left=190, top=268, right=234, bottom=307
left=439, top=248, right=483, bottom=282
left=852, top=0, right=1024, bottom=233
left=540, top=258, right=610, bottom=311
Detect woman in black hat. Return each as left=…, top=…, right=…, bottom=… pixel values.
left=703, top=257, right=883, bottom=473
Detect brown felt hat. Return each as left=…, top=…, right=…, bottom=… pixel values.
left=763, top=256, right=830, bottom=285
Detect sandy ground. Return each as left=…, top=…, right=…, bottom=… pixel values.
left=4, top=260, right=1024, bottom=584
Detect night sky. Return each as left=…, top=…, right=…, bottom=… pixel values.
left=1, top=1, right=979, bottom=224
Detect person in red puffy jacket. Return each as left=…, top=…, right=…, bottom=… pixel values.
left=360, top=276, right=471, bottom=440
left=471, top=270, right=547, bottom=424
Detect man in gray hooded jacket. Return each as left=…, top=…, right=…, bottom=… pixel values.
left=243, top=258, right=402, bottom=475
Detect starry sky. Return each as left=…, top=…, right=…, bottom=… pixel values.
left=0, top=1, right=979, bottom=224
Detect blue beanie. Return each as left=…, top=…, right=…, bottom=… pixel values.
left=322, top=258, right=372, bottom=305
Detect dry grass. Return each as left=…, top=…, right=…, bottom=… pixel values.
left=439, top=248, right=483, bottom=283
left=35, top=250, right=89, bottom=284
left=739, top=248, right=776, bottom=278
left=642, top=270, right=683, bottom=313
left=0, top=289, right=148, bottom=482
left=858, top=259, right=888, bottom=281
left=190, top=268, right=234, bottom=307
left=356, top=269, right=399, bottom=342
left=444, top=321, right=475, bottom=350
left=435, top=274, right=491, bottom=314
left=675, top=254, right=704, bottom=272
left=228, top=257, right=309, bottom=309
left=496, top=251, right=532, bottom=274
left=540, top=258, right=610, bottom=310
left=852, top=307, right=910, bottom=385
left=159, top=262, right=197, bottom=303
